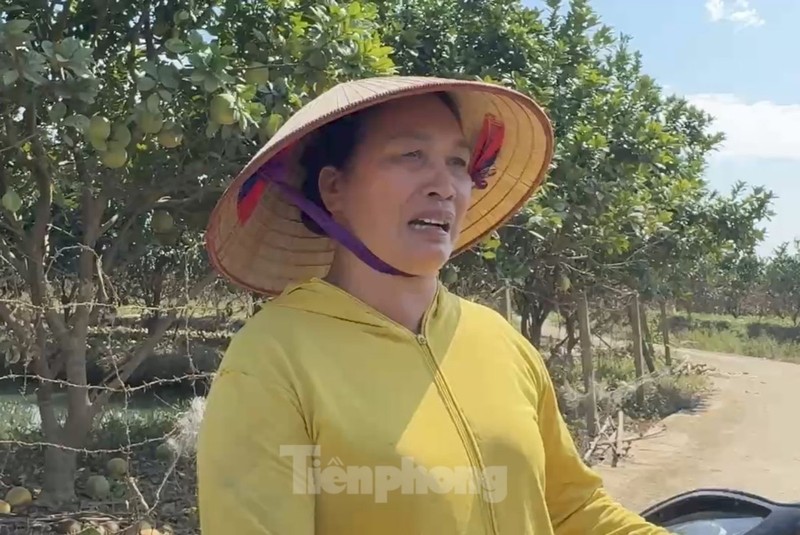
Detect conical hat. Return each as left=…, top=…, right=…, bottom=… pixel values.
left=205, top=76, right=554, bottom=295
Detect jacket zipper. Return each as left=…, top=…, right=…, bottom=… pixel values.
left=312, top=280, right=500, bottom=532
left=415, top=332, right=499, bottom=535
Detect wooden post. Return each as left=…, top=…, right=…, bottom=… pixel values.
left=639, top=311, right=656, bottom=373
left=504, top=284, right=513, bottom=324
left=246, top=293, right=255, bottom=317
left=612, top=410, right=624, bottom=467
left=577, top=291, right=599, bottom=436
left=660, top=299, right=672, bottom=366
left=629, top=292, right=645, bottom=406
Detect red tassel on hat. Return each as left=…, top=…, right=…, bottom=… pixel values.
left=469, top=114, right=505, bottom=189
left=236, top=145, right=293, bottom=224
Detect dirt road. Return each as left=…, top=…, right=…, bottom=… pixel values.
left=594, top=348, right=800, bottom=512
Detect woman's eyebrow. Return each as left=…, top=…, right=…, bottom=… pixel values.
left=386, top=132, right=471, bottom=151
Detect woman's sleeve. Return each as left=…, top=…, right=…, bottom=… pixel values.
left=525, top=340, right=671, bottom=534
left=196, top=325, right=315, bottom=535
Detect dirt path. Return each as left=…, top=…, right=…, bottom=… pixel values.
left=593, top=348, right=800, bottom=512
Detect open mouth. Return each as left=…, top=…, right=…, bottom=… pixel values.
left=409, top=218, right=451, bottom=232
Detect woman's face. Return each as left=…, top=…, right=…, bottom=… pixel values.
left=318, top=94, right=473, bottom=276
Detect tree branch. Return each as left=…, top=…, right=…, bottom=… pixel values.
left=18, top=97, right=70, bottom=347
left=69, top=149, right=106, bottom=334
left=51, top=0, right=75, bottom=41
left=34, top=321, right=63, bottom=444
left=89, top=269, right=218, bottom=414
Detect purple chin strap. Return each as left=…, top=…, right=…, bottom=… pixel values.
left=236, top=113, right=505, bottom=277
left=271, top=170, right=414, bottom=277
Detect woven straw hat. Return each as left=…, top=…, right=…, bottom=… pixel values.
left=205, top=75, right=554, bottom=296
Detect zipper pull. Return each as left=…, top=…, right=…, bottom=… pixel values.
left=416, top=334, right=427, bottom=345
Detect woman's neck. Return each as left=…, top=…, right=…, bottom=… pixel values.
left=324, top=254, right=439, bottom=334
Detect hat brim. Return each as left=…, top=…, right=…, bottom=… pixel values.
left=205, top=76, right=554, bottom=296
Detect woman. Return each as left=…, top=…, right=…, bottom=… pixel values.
left=197, top=76, right=669, bottom=534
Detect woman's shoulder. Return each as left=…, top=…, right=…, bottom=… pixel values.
left=451, top=294, right=550, bottom=375
left=214, top=297, right=321, bottom=375
left=452, top=294, right=525, bottom=339
left=454, top=295, right=509, bottom=322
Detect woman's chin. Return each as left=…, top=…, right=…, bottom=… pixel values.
left=390, top=247, right=453, bottom=277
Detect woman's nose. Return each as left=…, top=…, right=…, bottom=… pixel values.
left=424, top=162, right=458, bottom=200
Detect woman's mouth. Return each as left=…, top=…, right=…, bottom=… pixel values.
left=409, top=218, right=451, bottom=233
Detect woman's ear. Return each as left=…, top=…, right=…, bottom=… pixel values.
left=317, top=165, right=345, bottom=215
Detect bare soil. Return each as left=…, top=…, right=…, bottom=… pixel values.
left=595, top=348, right=800, bottom=512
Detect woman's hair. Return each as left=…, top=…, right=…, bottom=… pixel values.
left=298, top=91, right=461, bottom=236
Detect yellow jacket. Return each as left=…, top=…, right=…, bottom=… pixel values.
left=197, top=278, right=669, bottom=534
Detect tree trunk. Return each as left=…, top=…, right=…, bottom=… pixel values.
left=30, top=326, right=83, bottom=507
left=639, top=310, right=656, bottom=373
left=577, top=292, right=598, bottom=436
left=519, top=295, right=551, bottom=349
left=529, top=318, right=544, bottom=348
left=36, top=337, right=93, bottom=506
left=39, top=404, right=92, bottom=506
left=531, top=305, right=552, bottom=348
left=504, top=285, right=513, bottom=324
left=629, top=294, right=645, bottom=406
left=564, top=312, right=576, bottom=369
left=660, top=300, right=672, bottom=366
left=40, top=446, right=79, bottom=507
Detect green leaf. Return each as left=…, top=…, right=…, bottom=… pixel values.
left=63, top=114, right=90, bottom=133
left=190, top=70, right=207, bottom=84
left=371, top=56, right=394, bottom=72
left=88, top=135, right=107, bottom=151
left=158, top=65, right=180, bottom=89
left=308, top=50, right=326, bottom=70
left=215, top=92, right=236, bottom=105
left=205, top=121, right=219, bottom=138
left=188, top=30, right=205, bottom=48
left=5, top=19, right=32, bottom=34
left=20, top=68, right=47, bottom=86
left=217, top=72, right=236, bottom=84
left=348, top=2, right=362, bottom=16
left=111, top=124, right=131, bottom=146
left=371, top=45, right=394, bottom=57
left=165, top=38, right=188, bottom=54
left=142, top=60, right=159, bottom=78
left=49, top=102, right=67, bottom=121
left=187, top=53, right=206, bottom=68
left=41, top=40, right=55, bottom=57
left=263, top=113, right=284, bottom=137
left=146, top=93, right=161, bottom=113
left=137, top=76, right=157, bottom=92
left=203, top=76, right=221, bottom=92
left=2, top=70, right=19, bottom=86
left=2, top=189, right=22, bottom=213
left=173, top=10, right=191, bottom=24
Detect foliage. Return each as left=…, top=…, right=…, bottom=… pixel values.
left=764, top=241, right=800, bottom=324
left=0, top=0, right=395, bottom=504
left=681, top=239, right=800, bottom=324
left=380, top=0, right=775, bottom=344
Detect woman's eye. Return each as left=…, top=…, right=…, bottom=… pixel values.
left=403, top=150, right=423, bottom=159
left=449, top=156, right=468, bottom=167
